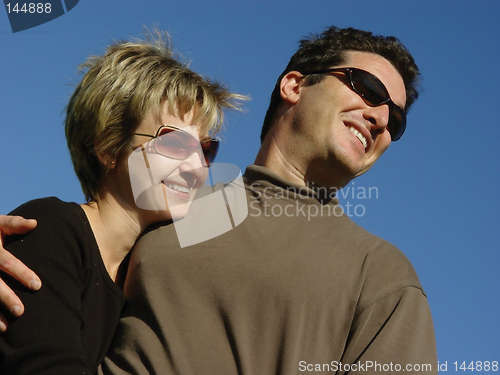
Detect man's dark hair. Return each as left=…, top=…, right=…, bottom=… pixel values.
left=260, top=26, right=420, bottom=143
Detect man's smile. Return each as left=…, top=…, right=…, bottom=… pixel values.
left=347, top=126, right=368, bottom=150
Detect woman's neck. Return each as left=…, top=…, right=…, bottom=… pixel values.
left=80, top=197, right=142, bottom=282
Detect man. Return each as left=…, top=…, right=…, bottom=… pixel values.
left=0, top=26, right=436, bottom=374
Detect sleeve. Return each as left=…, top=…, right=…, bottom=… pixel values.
left=337, top=241, right=438, bottom=375
left=0, top=199, right=94, bottom=375
left=338, top=286, right=437, bottom=374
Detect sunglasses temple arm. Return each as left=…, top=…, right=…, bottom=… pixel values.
left=161, top=181, right=169, bottom=212
left=140, top=145, right=170, bottom=211
left=140, top=146, right=156, bottom=186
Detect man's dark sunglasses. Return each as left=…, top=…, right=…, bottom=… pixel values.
left=300, top=67, right=406, bottom=141
left=134, top=125, right=219, bottom=167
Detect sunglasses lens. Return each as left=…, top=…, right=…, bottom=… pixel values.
left=200, top=139, right=219, bottom=166
left=351, top=70, right=407, bottom=142
left=388, top=106, right=406, bottom=141
left=351, top=70, right=387, bottom=106
left=155, top=130, right=195, bottom=159
left=153, top=127, right=219, bottom=166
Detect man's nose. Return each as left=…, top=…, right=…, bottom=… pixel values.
left=363, top=103, right=390, bottom=135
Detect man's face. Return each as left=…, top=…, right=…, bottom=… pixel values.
left=277, top=51, right=407, bottom=189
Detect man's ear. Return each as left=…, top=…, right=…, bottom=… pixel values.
left=279, top=71, right=303, bottom=104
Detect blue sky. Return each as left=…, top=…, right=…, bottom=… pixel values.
left=1, top=0, right=499, bottom=370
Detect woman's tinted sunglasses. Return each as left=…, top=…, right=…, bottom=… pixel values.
left=134, top=125, right=219, bottom=167
left=301, top=67, right=406, bottom=141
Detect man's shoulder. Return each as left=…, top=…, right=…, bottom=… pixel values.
left=354, top=235, right=426, bottom=312
left=324, top=218, right=422, bottom=287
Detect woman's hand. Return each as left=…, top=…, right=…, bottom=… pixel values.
left=0, top=215, right=41, bottom=331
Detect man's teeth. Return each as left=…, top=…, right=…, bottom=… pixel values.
left=166, top=183, right=191, bottom=194
left=348, top=127, right=367, bottom=149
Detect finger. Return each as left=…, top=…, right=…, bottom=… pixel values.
left=0, top=313, right=8, bottom=332
left=0, top=216, right=41, bottom=290
left=0, top=250, right=41, bottom=291
left=0, top=216, right=37, bottom=235
left=0, top=278, right=25, bottom=318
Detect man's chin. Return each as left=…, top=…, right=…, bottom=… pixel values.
left=354, top=152, right=386, bottom=178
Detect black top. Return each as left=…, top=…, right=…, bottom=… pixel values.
left=0, top=197, right=126, bottom=375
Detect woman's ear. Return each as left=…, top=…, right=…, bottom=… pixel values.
left=97, top=153, right=116, bottom=169
left=279, top=71, right=303, bottom=104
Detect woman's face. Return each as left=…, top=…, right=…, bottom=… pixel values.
left=125, top=103, right=212, bottom=224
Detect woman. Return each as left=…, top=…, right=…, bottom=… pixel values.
left=0, top=31, right=244, bottom=374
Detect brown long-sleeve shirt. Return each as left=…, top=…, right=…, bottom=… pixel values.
left=101, top=165, right=437, bottom=374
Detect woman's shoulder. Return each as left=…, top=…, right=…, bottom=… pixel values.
left=10, top=196, right=77, bottom=212
left=7, top=197, right=90, bottom=247
left=10, top=197, right=83, bottom=223
left=5, top=198, right=99, bottom=282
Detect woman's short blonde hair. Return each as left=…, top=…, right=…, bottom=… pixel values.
left=65, top=30, right=246, bottom=201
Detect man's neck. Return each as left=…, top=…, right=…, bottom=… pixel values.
left=254, top=133, right=308, bottom=187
